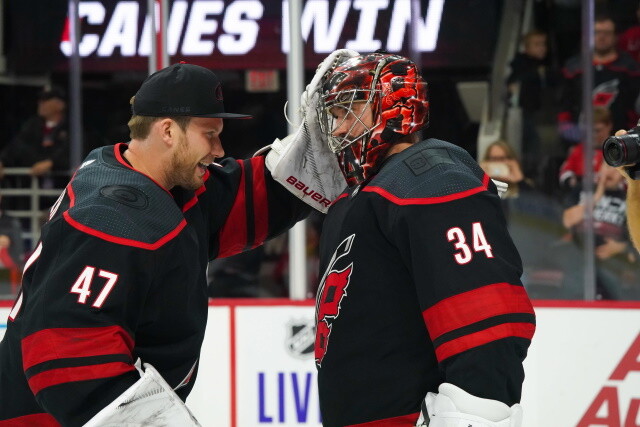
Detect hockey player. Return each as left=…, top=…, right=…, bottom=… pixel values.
left=268, top=51, right=536, bottom=426
left=0, top=63, right=309, bottom=426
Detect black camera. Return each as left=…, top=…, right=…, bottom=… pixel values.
left=602, top=125, right=640, bottom=179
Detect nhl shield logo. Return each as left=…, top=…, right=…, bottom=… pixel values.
left=285, top=319, right=315, bottom=359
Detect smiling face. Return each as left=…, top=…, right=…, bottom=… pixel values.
left=166, top=117, right=224, bottom=190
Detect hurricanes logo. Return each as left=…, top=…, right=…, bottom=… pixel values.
left=315, top=234, right=355, bottom=367
left=592, top=78, right=619, bottom=108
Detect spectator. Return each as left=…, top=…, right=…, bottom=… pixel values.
left=558, top=14, right=640, bottom=148
left=0, top=194, right=24, bottom=295
left=0, top=86, right=105, bottom=190
left=618, top=1, right=640, bottom=63
left=0, top=87, right=70, bottom=185
left=507, top=29, right=558, bottom=165
left=558, top=107, right=611, bottom=190
left=480, top=140, right=531, bottom=221
left=562, top=162, right=639, bottom=299
left=480, top=140, right=526, bottom=197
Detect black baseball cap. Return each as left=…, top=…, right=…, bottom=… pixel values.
left=39, top=86, right=66, bottom=101
left=131, top=63, right=251, bottom=119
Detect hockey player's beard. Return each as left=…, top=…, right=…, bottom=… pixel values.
left=167, top=134, right=203, bottom=191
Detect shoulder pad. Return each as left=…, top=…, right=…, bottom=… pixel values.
left=66, top=148, right=184, bottom=247
left=369, top=139, right=490, bottom=201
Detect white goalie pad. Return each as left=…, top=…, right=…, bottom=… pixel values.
left=416, top=383, right=522, bottom=427
left=83, top=363, right=201, bottom=427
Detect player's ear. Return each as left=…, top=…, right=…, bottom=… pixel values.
left=158, top=118, right=176, bottom=146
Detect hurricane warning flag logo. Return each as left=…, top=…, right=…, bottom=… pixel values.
left=315, top=234, right=355, bottom=367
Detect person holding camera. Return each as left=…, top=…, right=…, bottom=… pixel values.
left=607, top=127, right=640, bottom=253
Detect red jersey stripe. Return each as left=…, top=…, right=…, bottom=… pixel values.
left=423, top=283, right=534, bottom=340
left=63, top=211, right=186, bottom=250
left=250, top=157, right=268, bottom=248
left=435, top=322, right=536, bottom=362
left=0, top=413, right=61, bottom=426
left=218, top=160, right=248, bottom=257
left=331, top=192, right=349, bottom=206
left=347, top=412, right=420, bottom=426
left=182, top=171, right=210, bottom=213
left=22, top=326, right=134, bottom=371
left=27, top=362, right=135, bottom=395
left=363, top=182, right=488, bottom=205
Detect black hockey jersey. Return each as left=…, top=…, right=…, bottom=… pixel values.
left=315, top=139, right=535, bottom=427
left=0, top=143, right=308, bottom=426
left=559, top=53, right=640, bottom=131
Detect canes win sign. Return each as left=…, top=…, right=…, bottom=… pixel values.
left=57, top=0, right=499, bottom=71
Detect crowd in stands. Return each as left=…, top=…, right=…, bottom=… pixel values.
left=2, top=3, right=640, bottom=300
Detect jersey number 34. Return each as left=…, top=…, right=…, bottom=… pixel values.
left=446, top=222, right=494, bottom=265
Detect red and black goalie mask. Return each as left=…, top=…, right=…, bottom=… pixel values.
left=318, top=53, right=429, bottom=186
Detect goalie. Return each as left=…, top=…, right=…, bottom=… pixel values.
left=266, top=50, right=536, bottom=426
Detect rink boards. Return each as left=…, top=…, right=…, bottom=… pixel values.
left=1, top=299, right=639, bottom=427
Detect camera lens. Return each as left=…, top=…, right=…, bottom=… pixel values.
left=604, top=142, right=623, bottom=164
left=602, top=128, right=640, bottom=168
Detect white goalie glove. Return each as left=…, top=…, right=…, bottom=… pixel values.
left=416, top=383, right=522, bottom=427
left=83, top=363, right=201, bottom=427
left=256, top=48, right=359, bottom=213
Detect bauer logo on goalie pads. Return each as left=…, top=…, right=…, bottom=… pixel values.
left=286, top=176, right=332, bottom=208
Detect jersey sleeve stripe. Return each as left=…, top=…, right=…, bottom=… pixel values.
left=21, top=326, right=134, bottom=372
left=431, top=313, right=536, bottom=348
left=27, top=362, right=135, bottom=395
left=422, top=283, right=534, bottom=340
left=218, top=160, right=249, bottom=258
left=0, top=413, right=61, bottom=426
left=363, top=178, right=489, bottom=205
left=182, top=173, right=209, bottom=212
left=345, top=411, right=420, bottom=426
left=63, top=211, right=186, bottom=249
left=242, top=159, right=255, bottom=250
left=249, top=157, right=268, bottom=249
left=434, top=323, right=535, bottom=361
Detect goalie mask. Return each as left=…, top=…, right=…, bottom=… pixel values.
left=318, top=53, right=429, bottom=186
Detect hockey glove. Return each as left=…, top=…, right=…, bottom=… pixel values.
left=84, top=363, right=201, bottom=427
left=256, top=49, right=359, bottom=213
left=416, top=383, right=523, bottom=427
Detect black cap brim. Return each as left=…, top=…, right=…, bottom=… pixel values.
left=200, top=112, right=252, bottom=119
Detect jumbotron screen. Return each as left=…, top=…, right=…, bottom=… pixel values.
left=52, top=0, right=500, bottom=71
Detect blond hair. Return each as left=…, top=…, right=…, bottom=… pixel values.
left=127, top=96, right=192, bottom=139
